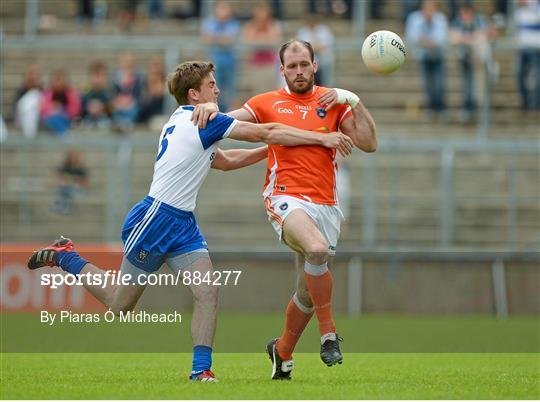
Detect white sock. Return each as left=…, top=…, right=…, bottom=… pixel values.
left=304, top=261, right=328, bottom=276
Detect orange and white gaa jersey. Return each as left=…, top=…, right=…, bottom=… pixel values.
left=243, top=86, right=352, bottom=205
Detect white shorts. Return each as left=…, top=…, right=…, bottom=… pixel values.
left=264, top=195, right=344, bottom=256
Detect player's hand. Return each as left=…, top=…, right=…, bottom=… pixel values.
left=319, top=88, right=360, bottom=109
left=317, top=89, right=338, bottom=110
left=323, top=132, right=354, bottom=157
left=192, top=102, right=219, bottom=129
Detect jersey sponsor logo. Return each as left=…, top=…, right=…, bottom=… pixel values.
left=295, top=105, right=312, bottom=110
left=279, top=202, right=288, bottom=211
left=272, top=100, right=291, bottom=108
left=316, top=107, right=327, bottom=118
left=277, top=107, right=294, bottom=114
left=279, top=186, right=286, bottom=192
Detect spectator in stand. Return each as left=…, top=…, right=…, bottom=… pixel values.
left=78, top=0, right=94, bottom=24
left=297, top=13, right=335, bottom=87
left=78, top=0, right=107, bottom=26
left=40, top=69, right=81, bottom=137
left=138, top=56, right=165, bottom=124
left=171, top=0, right=201, bottom=19
left=111, top=52, right=145, bottom=132
left=308, top=0, right=330, bottom=15
left=271, top=0, right=283, bottom=20
left=118, top=0, right=138, bottom=31
left=450, top=4, right=491, bottom=123
left=308, top=0, right=353, bottom=19
left=515, top=0, right=540, bottom=111
left=401, top=0, right=422, bottom=24
left=370, top=0, right=385, bottom=19
left=147, top=0, right=165, bottom=19
left=14, top=64, right=43, bottom=139
left=495, top=0, right=509, bottom=16
left=82, top=60, right=112, bottom=130
left=52, top=150, right=89, bottom=215
left=406, top=0, right=448, bottom=121
left=201, top=1, right=240, bottom=111
left=242, top=3, right=283, bottom=92
left=447, top=0, right=460, bottom=21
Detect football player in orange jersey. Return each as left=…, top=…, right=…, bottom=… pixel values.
left=193, top=39, right=376, bottom=380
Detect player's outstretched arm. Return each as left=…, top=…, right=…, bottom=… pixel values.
left=211, top=146, right=268, bottom=171
left=227, top=108, right=255, bottom=122
left=191, top=103, right=255, bottom=128
left=228, top=121, right=354, bottom=157
left=318, top=88, right=377, bottom=153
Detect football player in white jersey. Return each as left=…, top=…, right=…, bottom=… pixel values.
left=27, top=61, right=353, bottom=382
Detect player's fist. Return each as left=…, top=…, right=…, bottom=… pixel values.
left=318, top=88, right=359, bottom=110
left=322, top=132, right=354, bottom=157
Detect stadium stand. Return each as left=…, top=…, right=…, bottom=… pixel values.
left=1, top=0, right=539, bottom=250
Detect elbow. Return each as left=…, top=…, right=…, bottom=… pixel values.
left=359, top=141, right=377, bottom=153
left=364, top=136, right=377, bottom=153
left=355, top=128, right=377, bottom=153
left=366, top=124, right=378, bottom=152
left=364, top=143, right=377, bottom=153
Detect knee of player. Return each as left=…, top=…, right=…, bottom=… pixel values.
left=304, top=241, right=329, bottom=264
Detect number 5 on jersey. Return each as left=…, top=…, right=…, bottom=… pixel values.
left=156, top=125, right=175, bottom=161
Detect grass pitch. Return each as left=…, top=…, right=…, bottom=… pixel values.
left=1, top=352, right=539, bottom=399
left=2, top=314, right=539, bottom=398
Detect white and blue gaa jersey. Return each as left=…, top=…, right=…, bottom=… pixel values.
left=148, top=105, right=237, bottom=211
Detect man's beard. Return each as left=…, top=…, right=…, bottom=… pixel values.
left=284, top=74, right=314, bottom=94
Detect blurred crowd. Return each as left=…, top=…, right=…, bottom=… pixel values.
left=406, top=0, right=540, bottom=123
left=13, top=52, right=166, bottom=138
left=6, top=0, right=540, bottom=139
left=202, top=1, right=339, bottom=110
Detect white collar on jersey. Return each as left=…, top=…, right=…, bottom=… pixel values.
left=284, top=85, right=316, bottom=95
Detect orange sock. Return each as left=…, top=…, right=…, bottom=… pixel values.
left=304, top=261, right=336, bottom=336
left=276, top=294, right=314, bottom=361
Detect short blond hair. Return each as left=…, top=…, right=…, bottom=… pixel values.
left=167, top=61, right=215, bottom=105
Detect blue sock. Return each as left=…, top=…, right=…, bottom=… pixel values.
left=191, top=345, right=212, bottom=375
left=57, top=251, right=88, bottom=275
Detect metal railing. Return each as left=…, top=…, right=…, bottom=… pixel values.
left=1, top=136, right=538, bottom=248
